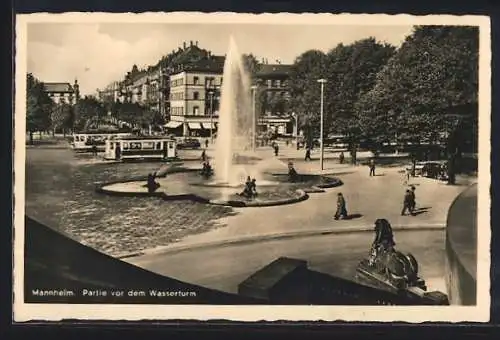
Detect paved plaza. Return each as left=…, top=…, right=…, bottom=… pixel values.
left=25, top=138, right=474, bottom=296
left=158, top=143, right=473, bottom=252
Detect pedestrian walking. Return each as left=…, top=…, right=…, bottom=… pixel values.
left=339, top=151, right=345, bottom=164
left=274, top=143, right=279, bottom=156
left=409, top=186, right=416, bottom=212
left=91, top=140, right=98, bottom=157
left=334, top=193, right=348, bottom=220
left=115, top=144, right=121, bottom=160
left=304, top=148, right=312, bottom=161
left=401, top=189, right=414, bottom=216
left=369, top=159, right=376, bottom=176
left=205, top=139, right=209, bottom=149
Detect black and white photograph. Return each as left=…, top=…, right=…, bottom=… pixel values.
left=13, top=13, right=490, bottom=322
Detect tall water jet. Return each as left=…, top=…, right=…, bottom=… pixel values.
left=213, top=36, right=255, bottom=186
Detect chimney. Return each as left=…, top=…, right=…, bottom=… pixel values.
left=190, top=40, right=193, bottom=47
left=183, top=42, right=186, bottom=49
left=195, top=40, right=198, bottom=46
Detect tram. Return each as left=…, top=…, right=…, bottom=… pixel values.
left=103, top=136, right=177, bottom=161
left=71, top=132, right=132, bottom=152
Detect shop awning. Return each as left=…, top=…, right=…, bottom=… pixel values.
left=164, top=121, right=183, bottom=128
left=202, top=122, right=216, bottom=129
left=188, top=122, right=202, bottom=129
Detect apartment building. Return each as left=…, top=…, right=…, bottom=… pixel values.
left=43, top=79, right=80, bottom=105
left=166, top=61, right=223, bottom=137
left=254, top=64, right=294, bottom=135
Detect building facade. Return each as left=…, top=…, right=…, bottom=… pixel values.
left=43, top=79, right=80, bottom=105
left=97, top=81, right=121, bottom=103
left=254, top=64, right=294, bottom=135
left=166, top=64, right=223, bottom=137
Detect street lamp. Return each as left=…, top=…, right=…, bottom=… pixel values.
left=208, top=90, right=215, bottom=143
left=317, top=78, right=327, bottom=171
left=251, top=85, right=258, bottom=152
left=292, top=112, right=299, bottom=149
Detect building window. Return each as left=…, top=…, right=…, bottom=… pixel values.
left=193, top=106, right=199, bottom=115
left=276, top=79, right=281, bottom=87
left=193, top=76, right=199, bottom=85
left=267, top=79, right=272, bottom=88
left=193, top=91, right=199, bottom=100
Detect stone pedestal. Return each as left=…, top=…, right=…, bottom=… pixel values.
left=238, top=257, right=309, bottom=304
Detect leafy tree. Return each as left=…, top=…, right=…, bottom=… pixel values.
left=74, top=96, right=107, bottom=131
left=26, top=73, right=53, bottom=144
left=242, top=53, right=261, bottom=76
left=288, top=49, right=328, bottom=140
left=112, top=102, right=147, bottom=128
left=50, top=102, right=74, bottom=136
left=355, top=26, right=478, bottom=182
left=322, top=39, right=395, bottom=162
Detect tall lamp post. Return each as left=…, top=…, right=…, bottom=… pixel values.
left=251, top=85, right=258, bottom=152
left=292, top=112, right=299, bottom=149
left=208, top=90, right=214, bottom=144
left=317, top=78, right=327, bottom=171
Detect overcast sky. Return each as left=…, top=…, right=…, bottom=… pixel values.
left=27, top=23, right=414, bottom=95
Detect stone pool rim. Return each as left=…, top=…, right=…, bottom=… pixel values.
left=95, top=165, right=342, bottom=207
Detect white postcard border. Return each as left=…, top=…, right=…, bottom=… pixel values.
left=13, top=12, right=492, bottom=323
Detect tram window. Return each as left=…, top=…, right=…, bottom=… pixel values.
left=156, top=142, right=161, bottom=150
left=110, top=143, right=114, bottom=150
left=168, top=142, right=173, bottom=149
left=123, top=143, right=129, bottom=150
left=142, top=142, right=154, bottom=149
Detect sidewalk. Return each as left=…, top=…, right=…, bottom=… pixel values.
left=149, top=159, right=469, bottom=252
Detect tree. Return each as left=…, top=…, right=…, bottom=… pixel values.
left=26, top=73, right=53, bottom=144
left=50, top=102, right=74, bottom=136
left=355, top=26, right=478, bottom=182
left=289, top=50, right=328, bottom=140
left=112, top=102, right=146, bottom=128
left=74, top=96, right=107, bottom=131
left=323, top=39, right=396, bottom=162
left=242, top=53, right=261, bottom=76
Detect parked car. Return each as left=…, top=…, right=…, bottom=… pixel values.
left=406, top=161, right=447, bottom=180
left=422, top=161, right=448, bottom=180
left=177, top=138, right=201, bottom=149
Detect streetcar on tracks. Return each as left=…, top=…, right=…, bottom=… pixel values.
left=71, top=131, right=132, bottom=152
left=103, top=135, right=178, bottom=161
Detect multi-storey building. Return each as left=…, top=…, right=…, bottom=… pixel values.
left=97, top=81, right=121, bottom=103
left=254, top=64, right=294, bottom=135
left=166, top=61, right=223, bottom=137
left=43, top=79, right=80, bottom=105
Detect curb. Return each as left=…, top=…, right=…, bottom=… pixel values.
left=118, top=223, right=445, bottom=260
left=209, top=189, right=309, bottom=208
left=96, top=167, right=339, bottom=206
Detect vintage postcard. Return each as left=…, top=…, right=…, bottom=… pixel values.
left=13, top=12, right=491, bottom=322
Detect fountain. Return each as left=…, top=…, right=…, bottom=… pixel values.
left=97, top=37, right=343, bottom=206
left=212, top=36, right=263, bottom=187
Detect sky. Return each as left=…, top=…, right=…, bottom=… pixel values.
left=27, top=23, right=414, bottom=95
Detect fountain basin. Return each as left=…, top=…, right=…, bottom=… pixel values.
left=96, top=165, right=342, bottom=207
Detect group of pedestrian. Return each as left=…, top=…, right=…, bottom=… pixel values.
left=401, top=186, right=417, bottom=216
left=331, top=155, right=421, bottom=221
